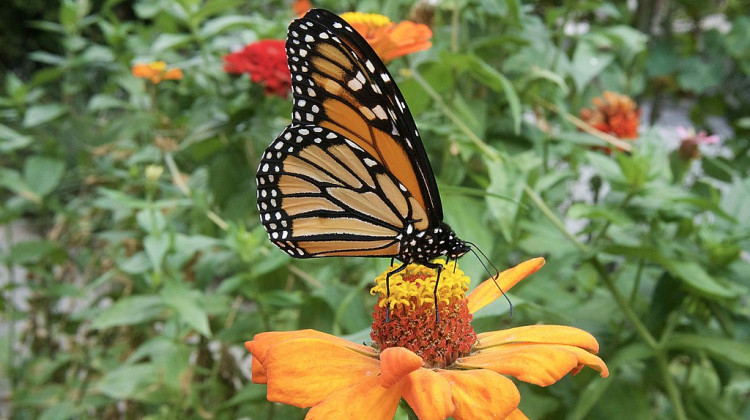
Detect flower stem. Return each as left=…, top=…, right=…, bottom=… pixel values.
left=523, top=185, right=588, bottom=253
left=655, top=352, right=688, bottom=420
left=590, top=259, right=658, bottom=350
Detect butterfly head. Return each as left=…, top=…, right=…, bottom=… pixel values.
left=400, top=222, right=468, bottom=264
left=439, top=223, right=470, bottom=259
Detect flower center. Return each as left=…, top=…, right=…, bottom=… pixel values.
left=340, top=12, right=393, bottom=37
left=370, top=262, right=477, bottom=368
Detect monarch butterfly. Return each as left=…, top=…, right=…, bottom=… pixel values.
left=256, top=9, right=483, bottom=320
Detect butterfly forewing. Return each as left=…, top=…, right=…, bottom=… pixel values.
left=284, top=9, right=443, bottom=224
left=256, top=124, right=430, bottom=258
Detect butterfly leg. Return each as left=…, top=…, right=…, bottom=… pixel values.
left=423, top=261, right=444, bottom=323
left=384, top=262, right=408, bottom=323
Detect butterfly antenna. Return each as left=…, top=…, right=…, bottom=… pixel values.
left=464, top=241, right=514, bottom=319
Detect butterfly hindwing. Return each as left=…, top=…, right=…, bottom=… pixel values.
left=284, top=9, right=443, bottom=225
left=256, top=124, right=430, bottom=258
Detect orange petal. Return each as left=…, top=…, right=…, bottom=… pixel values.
left=506, top=408, right=529, bottom=420
left=250, top=352, right=267, bottom=384
left=383, top=21, right=432, bottom=61
left=402, top=369, right=454, bottom=420
left=379, top=347, right=423, bottom=389
left=131, top=64, right=152, bottom=78
left=559, top=345, right=609, bottom=378
left=263, top=338, right=380, bottom=407
left=247, top=329, right=377, bottom=366
left=456, top=344, right=580, bottom=387
left=438, top=369, right=520, bottom=420
left=467, top=258, right=545, bottom=314
left=307, top=376, right=402, bottom=420
left=164, top=68, right=183, bottom=80
left=476, top=325, right=600, bottom=353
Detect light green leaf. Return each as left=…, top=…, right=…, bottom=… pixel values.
left=152, top=33, right=192, bottom=52
left=667, top=333, right=750, bottom=367
left=96, top=363, right=157, bottom=399
left=0, top=123, right=33, bottom=152
left=7, top=240, right=66, bottom=265
left=161, top=283, right=211, bottom=337
left=571, top=42, right=614, bottom=92
left=23, top=104, right=68, bottom=127
left=586, top=151, right=624, bottom=183
left=661, top=260, right=739, bottom=299
left=91, top=295, right=166, bottom=329
left=144, top=234, right=170, bottom=270
left=199, top=15, right=255, bottom=38
left=24, top=156, right=65, bottom=197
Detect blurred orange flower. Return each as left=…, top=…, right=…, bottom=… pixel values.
left=246, top=259, right=608, bottom=419
left=340, top=12, right=432, bottom=62
left=131, top=61, right=183, bottom=84
left=293, top=0, right=312, bottom=17
left=580, top=91, right=640, bottom=140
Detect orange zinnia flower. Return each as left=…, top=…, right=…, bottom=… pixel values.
left=293, top=0, right=312, bottom=17
left=246, top=258, right=608, bottom=419
left=131, top=61, right=183, bottom=84
left=580, top=91, right=640, bottom=140
left=340, top=12, right=432, bottom=62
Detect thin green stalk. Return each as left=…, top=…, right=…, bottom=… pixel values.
left=590, top=259, right=658, bottom=350
left=450, top=0, right=460, bottom=53
left=629, top=258, right=645, bottom=305
left=525, top=184, right=660, bottom=349
left=410, top=70, right=501, bottom=162
left=655, top=352, right=688, bottom=420
left=591, top=193, right=634, bottom=244
left=523, top=185, right=588, bottom=253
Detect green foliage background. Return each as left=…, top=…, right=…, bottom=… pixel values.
left=1, top=0, right=749, bottom=419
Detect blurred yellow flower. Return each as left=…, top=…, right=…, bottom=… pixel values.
left=340, top=12, right=432, bottom=62
left=132, top=61, right=183, bottom=84
left=145, top=164, right=164, bottom=182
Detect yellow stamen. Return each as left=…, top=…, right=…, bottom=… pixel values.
left=370, top=261, right=470, bottom=311
left=340, top=12, right=393, bottom=29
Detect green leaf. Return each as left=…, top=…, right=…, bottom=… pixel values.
left=603, top=246, right=739, bottom=299
left=0, top=123, right=33, bottom=152
left=88, top=94, right=129, bottom=111
left=667, top=333, right=750, bottom=367
left=466, top=57, right=522, bottom=134
left=22, top=104, right=67, bottom=127
left=720, top=177, right=750, bottom=228
left=199, top=15, right=255, bottom=38
left=527, top=67, right=569, bottom=94
left=571, top=41, right=614, bottom=92
left=91, top=295, right=166, bottom=329
left=39, top=401, right=77, bottom=420
left=586, top=151, right=624, bottom=183
left=660, top=260, right=739, bottom=299
left=7, top=240, right=66, bottom=265
left=95, top=363, right=157, bottom=399
left=677, top=57, right=722, bottom=94
left=152, top=33, right=192, bottom=51
left=161, top=283, right=211, bottom=337
left=24, top=156, right=65, bottom=197
left=144, top=234, right=170, bottom=270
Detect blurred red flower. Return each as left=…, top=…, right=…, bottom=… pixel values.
left=580, top=91, right=640, bottom=140
left=224, top=40, right=291, bottom=98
